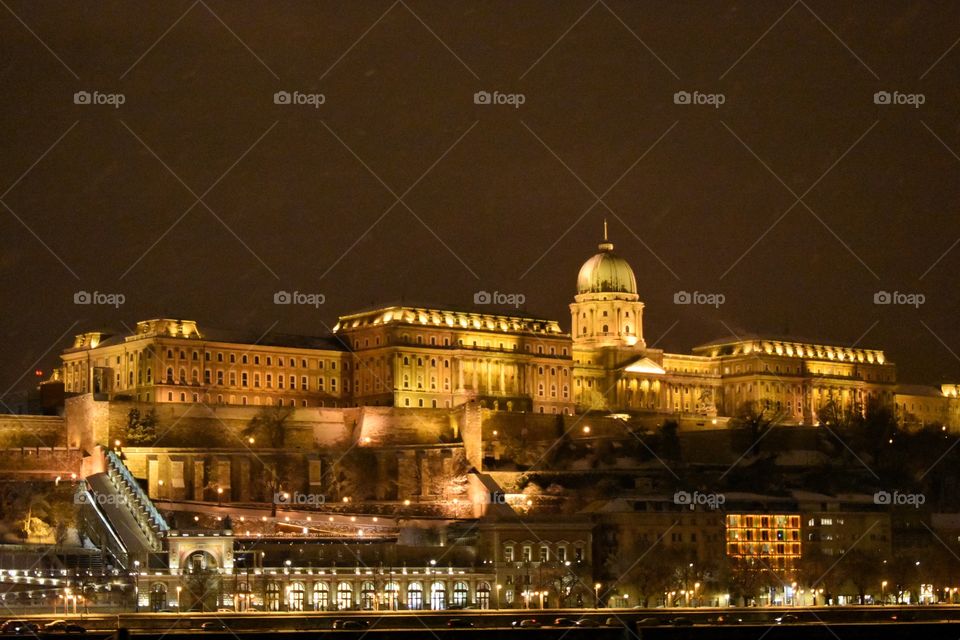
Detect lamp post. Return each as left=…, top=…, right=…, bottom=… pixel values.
left=176, top=586, right=182, bottom=613
left=217, top=487, right=224, bottom=506
left=881, top=581, right=887, bottom=605
left=594, top=583, right=601, bottom=609
left=158, top=479, right=164, bottom=500
left=694, top=582, right=701, bottom=608
left=133, top=560, right=140, bottom=613
left=496, top=584, right=501, bottom=610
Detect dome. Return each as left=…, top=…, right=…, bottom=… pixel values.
left=577, top=240, right=637, bottom=295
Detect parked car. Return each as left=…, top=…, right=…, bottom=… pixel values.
left=41, top=620, right=86, bottom=633
left=574, top=618, right=600, bottom=627
left=1, top=621, right=39, bottom=635
left=446, top=618, right=474, bottom=628
left=775, top=614, right=799, bottom=625
left=710, top=615, right=743, bottom=625
left=200, top=622, right=226, bottom=631
left=332, top=620, right=368, bottom=630
left=670, top=617, right=694, bottom=626
left=552, top=617, right=576, bottom=626
left=637, top=617, right=661, bottom=626
left=511, top=619, right=541, bottom=628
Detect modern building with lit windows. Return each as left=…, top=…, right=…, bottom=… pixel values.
left=725, top=512, right=802, bottom=576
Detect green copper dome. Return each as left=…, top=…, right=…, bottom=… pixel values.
left=577, top=240, right=637, bottom=295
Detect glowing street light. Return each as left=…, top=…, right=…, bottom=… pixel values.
left=133, top=560, right=140, bottom=613
left=594, top=583, right=601, bottom=609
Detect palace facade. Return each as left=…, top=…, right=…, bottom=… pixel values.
left=57, top=234, right=959, bottom=429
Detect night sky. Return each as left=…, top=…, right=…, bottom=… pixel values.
left=2, top=1, right=959, bottom=400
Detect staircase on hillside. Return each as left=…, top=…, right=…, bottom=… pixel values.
left=79, top=450, right=169, bottom=568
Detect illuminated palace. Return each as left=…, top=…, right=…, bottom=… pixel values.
left=57, top=234, right=959, bottom=429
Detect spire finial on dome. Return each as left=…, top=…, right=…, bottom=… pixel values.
left=599, top=219, right=613, bottom=251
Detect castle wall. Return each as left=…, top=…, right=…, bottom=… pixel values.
left=0, top=414, right=66, bottom=448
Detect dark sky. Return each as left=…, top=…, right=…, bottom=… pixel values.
left=2, top=1, right=959, bottom=399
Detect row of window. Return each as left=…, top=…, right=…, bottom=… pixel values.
left=352, top=333, right=568, bottom=357
left=248, top=580, right=489, bottom=611
left=503, top=543, right=584, bottom=563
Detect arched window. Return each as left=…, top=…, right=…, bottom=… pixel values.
left=383, top=581, right=399, bottom=610
left=476, top=582, right=491, bottom=609
left=266, top=582, right=281, bottom=611
left=430, top=581, right=446, bottom=610
left=407, top=582, right=423, bottom=610
left=149, top=583, right=167, bottom=612
left=313, top=582, right=329, bottom=611
left=602, top=325, right=609, bottom=333
left=288, top=582, right=305, bottom=611
left=453, top=582, right=469, bottom=607
left=336, top=582, right=353, bottom=611
left=360, top=581, right=376, bottom=610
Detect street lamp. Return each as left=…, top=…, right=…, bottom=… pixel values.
left=157, top=479, right=164, bottom=500
left=133, top=560, right=140, bottom=613
left=176, top=586, right=182, bottom=612
left=217, top=487, right=224, bottom=506
left=496, top=584, right=502, bottom=610
left=694, top=582, right=701, bottom=607
left=881, top=580, right=887, bottom=605
left=594, top=583, right=601, bottom=609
